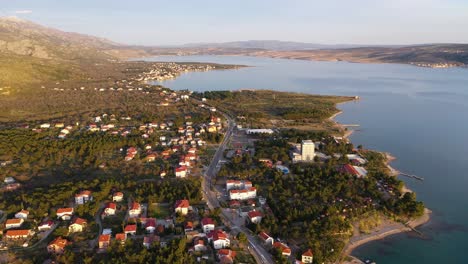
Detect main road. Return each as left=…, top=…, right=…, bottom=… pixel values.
left=198, top=101, right=274, bottom=264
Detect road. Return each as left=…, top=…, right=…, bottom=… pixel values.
left=199, top=103, right=274, bottom=264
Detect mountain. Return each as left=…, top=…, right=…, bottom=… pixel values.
left=0, top=16, right=124, bottom=87
left=181, top=40, right=368, bottom=50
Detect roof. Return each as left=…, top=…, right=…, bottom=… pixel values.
left=71, top=217, right=87, bottom=225
left=273, top=242, right=291, bottom=254
left=145, top=218, right=156, bottom=228
left=175, top=166, right=187, bottom=172
left=99, top=234, right=111, bottom=242
left=57, top=207, right=74, bottom=214
left=258, top=231, right=272, bottom=241
left=175, top=199, right=190, bottom=209
left=248, top=211, right=263, bottom=219
left=303, top=249, right=314, bottom=257
left=113, top=192, right=124, bottom=197
left=5, top=219, right=23, bottom=225
left=40, top=220, right=54, bottom=226
left=106, top=202, right=116, bottom=210
left=76, top=190, right=92, bottom=197
left=130, top=202, right=141, bottom=211
left=17, top=209, right=29, bottom=215
left=5, top=229, right=31, bottom=237
left=49, top=237, right=68, bottom=248
left=124, top=224, right=137, bottom=232
left=115, top=233, right=126, bottom=241
left=208, top=229, right=228, bottom=241
left=201, top=217, right=215, bottom=226
left=185, top=221, right=193, bottom=229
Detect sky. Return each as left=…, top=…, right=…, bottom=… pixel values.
left=1, top=0, right=467, bottom=46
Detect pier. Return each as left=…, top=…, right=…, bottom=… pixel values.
left=398, top=172, right=424, bottom=181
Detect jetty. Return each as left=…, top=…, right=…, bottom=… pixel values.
left=398, top=172, right=424, bottom=181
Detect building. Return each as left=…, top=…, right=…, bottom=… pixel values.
left=124, top=224, right=137, bottom=236
left=143, top=235, right=159, bottom=249
left=128, top=202, right=141, bottom=218
left=273, top=242, right=291, bottom=256
left=38, top=220, right=54, bottom=231
left=258, top=231, right=274, bottom=247
left=103, top=202, right=117, bottom=216
left=175, top=166, right=188, bottom=178
left=113, top=192, right=124, bottom=202
left=229, top=187, right=257, bottom=200
left=246, top=129, right=274, bottom=135
left=340, top=164, right=368, bottom=178
left=201, top=218, right=215, bottom=233
left=15, top=209, right=29, bottom=219
left=115, top=233, right=126, bottom=244
left=5, top=229, right=33, bottom=240
left=47, top=237, right=69, bottom=254
left=207, top=230, right=230, bottom=249
left=292, top=140, right=316, bottom=163
left=75, top=190, right=93, bottom=205
left=247, top=211, right=263, bottom=224
left=68, top=218, right=87, bottom=233
left=174, top=199, right=190, bottom=215
left=56, top=208, right=74, bottom=220
left=5, top=218, right=24, bottom=229
left=98, top=234, right=111, bottom=249
left=302, top=249, right=314, bottom=263
left=193, top=238, right=207, bottom=252
left=145, top=218, right=157, bottom=233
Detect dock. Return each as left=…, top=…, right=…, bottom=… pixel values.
left=398, top=172, right=424, bottom=181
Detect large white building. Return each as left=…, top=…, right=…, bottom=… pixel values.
left=292, top=140, right=316, bottom=163
left=229, top=187, right=257, bottom=200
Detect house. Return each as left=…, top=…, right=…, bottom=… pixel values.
left=128, top=202, right=141, bottom=218
left=15, top=209, right=29, bottom=219
left=56, top=208, right=74, bottom=220
left=184, top=221, right=194, bottom=233
left=229, top=187, right=257, bottom=200
left=124, top=224, right=137, bottom=235
left=103, top=202, right=116, bottom=217
left=145, top=154, right=157, bottom=162
left=175, top=166, right=188, bottom=178
left=145, top=218, right=157, bottom=233
left=98, top=234, right=111, bottom=249
left=68, top=218, right=87, bottom=233
left=113, top=192, right=124, bottom=202
left=5, top=229, right=33, bottom=240
left=201, top=217, right=215, bottom=233
left=143, top=235, right=160, bottom=249
left=229, top=200, right=241, bottom=208
left=207, top=230, right=230, bottom=249
left=273, top=242, right=291, bottom=256
left=75, top=190, right=93, bottom=205
left=47, top=237, right=69, bottom=254
left=174, top=199, right=190, bottom=215
left=340, top=164, right=368, bottom=178
left=38, top=220, right=54, bottom=231
left=248, top=211, right=263, bottom=224
left=193, top=238, right=207, bottom=252
left=5, top=218, right=24, bottom=229
left=218, top=249, right=236, bottom=264
left=40, top=123, right=51, bottom=129
left=115, top=233, right=127, bottom=244
left=302, top=249, right=314, bottom=264
left=258, top=232, right=274, bottom=247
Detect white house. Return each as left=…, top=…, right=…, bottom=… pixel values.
left=5, top=218, right=24, bottom=229
left=201, top=218, right=215, bottom=233
left=174, top=200, right=190, bottom=215
left=128, top=202, right=141, bottom=218
left=103, top=202, right=116, bottom=217
left=75, top=190, right=92, bottom=205
left=207, top=230, right=230, bottom=249
left=68, top=218, right=87, bottom=233
left=248, top=211, right=263, bottom=224
left=229, top=187, right=257, bottom=200
left=112, top=192, right=124, bottom=202
left=56, top=208, right=74, bottom=220
left=258, top=231, right=274, bottom=247
left=175, top=166, right=188, bottom=178
left=15, top=209, right=29, bottom=219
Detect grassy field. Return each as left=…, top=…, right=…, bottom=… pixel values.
left=148, top=203, right=171, bottom=218
left=196, top=90, right=354, bottom=133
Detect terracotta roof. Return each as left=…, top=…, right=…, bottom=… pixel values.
left=124, top=224, right=137, bottom=232
left=185, top=221, right=193, bottom=229
left=130, top=202, right=141, bottom=211
left=145, top=218, right=156, bottom=228
left=201, top=217, right=215, bottom=226
left=57, top=207, right=74, bottom=214
left=106, top=202, right=116, bottom=210
left=248, top=211, right=263, bottom=219
left=99, top=234, right=111, bottom=242
left=49, top=237, right=68, bottom=249
left=303, top=249, right=314, bottom=257
left=208, top=229, right=228, bottom=241
left=273, top=242, right=291, bottom=254
left=115, top=233, right=126, bottom=241
left=175, top=166, right=187, bottom=172
left=71, top=217, right=87, bottom=225
left=5, top=219, right=23, bottom=225
left=175, top=199, right=190, bottom=209
left=76, top=190, right=92, bottom=197
left=17, top=209, right=29, bottom=215
left=5, top=229, right=31, bottom=237
left=258, top=231, right=272, bottom=241
left=113, top=192, right=124, bottom=197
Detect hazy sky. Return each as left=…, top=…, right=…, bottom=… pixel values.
left=1, top=0, right=467, bottom=45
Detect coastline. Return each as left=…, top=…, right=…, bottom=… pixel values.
left=330, top=102, right=432, bottom=262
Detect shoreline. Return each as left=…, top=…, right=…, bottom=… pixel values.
left=330, top=102, right=432, bottom=262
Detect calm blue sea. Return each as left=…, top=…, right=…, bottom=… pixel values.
left=146, top=55, right=468, bottom=264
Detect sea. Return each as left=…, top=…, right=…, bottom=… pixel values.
left=145, top=55, right=468, bottom=264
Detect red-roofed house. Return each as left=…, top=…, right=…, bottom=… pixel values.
left=5, top=218, right=24, bottom=229
left=47, top=237, right=69, bottom=254
left=15, top=209, right=29, bottom=219
left=68, top=217, right=87, bottom=233
left=113, top=192, right=124, bottom=202
left=273, top=242, right=291, bottom=256
left=56, top=208, right=74, bottom=220
left=98, top=234, right=111, bottom=249
left=201, top=217, right=215, bottom=233
left=128, top=202, right=141, bottom=218
left=5, top=229, right=33, bottom=240
left=103, top=202, right=117, bottom=217
left=38, top=220, right=54, bottom=231
left=193, top=238, right=207, bottom=252
left=124, top=224, right=137, bottom=236
left=115, top=233, right=126, bottom=244
left=175, top=166, right=188, bottom=178
left=174, top=199, right=190, bottom=215
left=248, top=211, right=263, bottom=224
left=258, top=231, right=274, bottom=247
left=184, top=221, right=194, bottom=233
left=302, top=249, right=314, bottom=263
left=207, top=230, right=230, bottom=249
left=75, top=190, right=92, bottom=205
left=218, top=249, right=236, bottom=263
left=145, top=218, right=157, bottom=233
